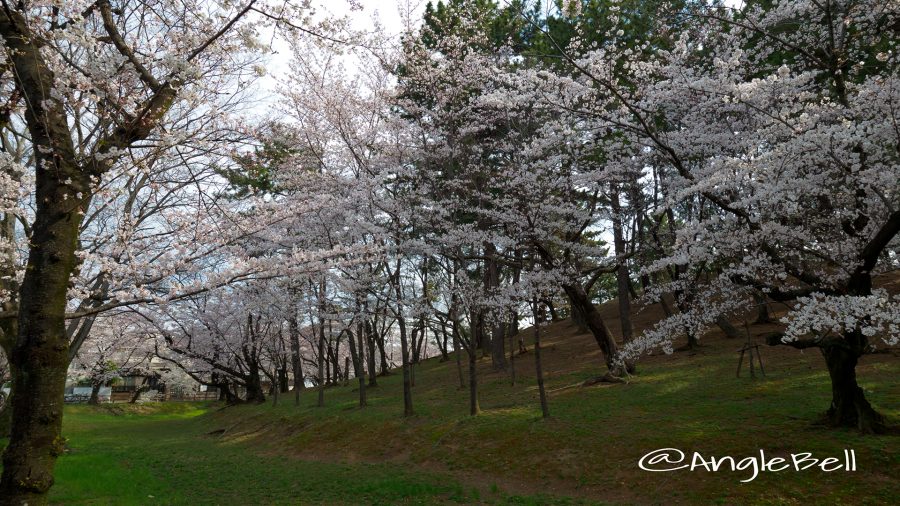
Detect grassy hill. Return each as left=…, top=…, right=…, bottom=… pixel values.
left=3, top=277, right=899, bottom=505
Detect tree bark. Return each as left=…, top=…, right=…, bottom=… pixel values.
left=753, top=291, right=773, bottom=324
left=716, top=315, right=741, bottom=339
left=0, top=81, right=90, bottom=502
left=563, top=284, right=632, bottom=377
left=491, top=322, right=507, bottom=372
left=289, top=308, right=303, bottom=406
left=356, top=321, right=367, bottom=406
left=365, top=319, right=378, bottom=387
left=316, top=279, right=326, bottom=407
left=532, top=302, right=550, bottom=418
left=822, top=340, right=885, bottom=434
left=509, top=323, right=516, bottom=386
left=452, top=317, right=465, bottom=390
left=245, top=365, right=266, bottom=404
left=88, top=382, right=102, bottom=405
left=347, top=324, right=366, bottom=408
left=437, top=322, right=450, bottom=362
left=545, top=299, right=559, bottom=322
left=468, top=348, right=479, bottom=416
left=485, top=243, right=507, bottom=371
left=392, top=260, right=414, bottom=417
left=610, top=187, right=634, bottom=343
left=397, top=314, right=414, bottom=417
left=374, top=322, right=390, bottom=376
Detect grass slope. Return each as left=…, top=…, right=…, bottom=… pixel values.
left=2, top=275, right=899, bottom=504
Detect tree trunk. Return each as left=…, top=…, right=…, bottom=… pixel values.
left=0, top=390, right=11, bottom=438
left=245, top=367, right=266, bottom=404
left=278, top=366, right=289, bottom=394
left=491, top=322, right=507, bottom=372
left=289, top=310, right=303, bottom=406
left=346, top=325, right=365, bottom=407
left=374, top=325, right=390, bottom=376
left=355, top=322, right=367, bottom=407
left=317, top=322, right=326, bottom=407
left=129, top=381, right=150, bottom=404
left=474, top=311, right=488, bottom=356
left=716, top=315, right=741, bottom=339
left=753, top=291, right=773, bottom=324
left=437, top=324, right=450, bottom=362
left=822, top=342, right=885, bottom=434
left=509, top=323, right=516, bottom=386
left=468, top=348, right=479, bottom=416
left=610, top=187, right=634, bottom=343
left=452, top=317, right=465, bottom=390
left=569, top=300, right=589, bottom=333
left=88, top=382, right=102, bottom=405
left=218, top=381, right=240, bottom=405
left=563, top=284, right=632, bottom=377
left=545, top=299, right=559, bottom=322
left=0, top=148, right=90, bottom=504
left=485, top=244, right=507, bottom=371
left=397, top=315, right=414, bottom=417
left=316, top=278, right=327, bottom=406
left=532, top=303, right=550, bottom=418
left=365, top=319, right=378, bottom=387
left=684, top=331, right=699, bottom=350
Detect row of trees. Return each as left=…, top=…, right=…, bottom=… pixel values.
left=0, top=0, right=897, bottom=503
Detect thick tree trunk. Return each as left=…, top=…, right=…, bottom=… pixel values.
left=0, top=148, right=89, bottom=503
left=278, top=367, right=289, bottom=394
left=753, top=291, right=773, bottom=324
left=491, top=322, right=507, bottom=372
left=474, top=311, right=488, bottom=356
left=218, top=382, right=241, bottom=405
left=563, top=284, right=632, bottom=377
left=245, top=368, right=266, bottom=404
left=716, top=315, right=741, bottom=339
left=0, top=390, right=11, bottom=438
left=485, top=243, right=507, bottom=371
left=88, top=382, right=102, bottom=405
left=569, top=299, right=589, bottom=333
left=822, top=343, right=885, bottom=434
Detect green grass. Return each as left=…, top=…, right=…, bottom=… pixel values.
left=1, top=319, right=898, bottom=504
left=0, top=402, right=590, bottom=505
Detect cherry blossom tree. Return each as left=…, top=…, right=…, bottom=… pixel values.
left=68, top=314, right=154, bottom=404
left=0, top=1, right=327, bottom=501
left=591, top=0, right=900, bottom=432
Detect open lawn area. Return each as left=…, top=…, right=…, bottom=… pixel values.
left=4, top=308, right=898, bottom=505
